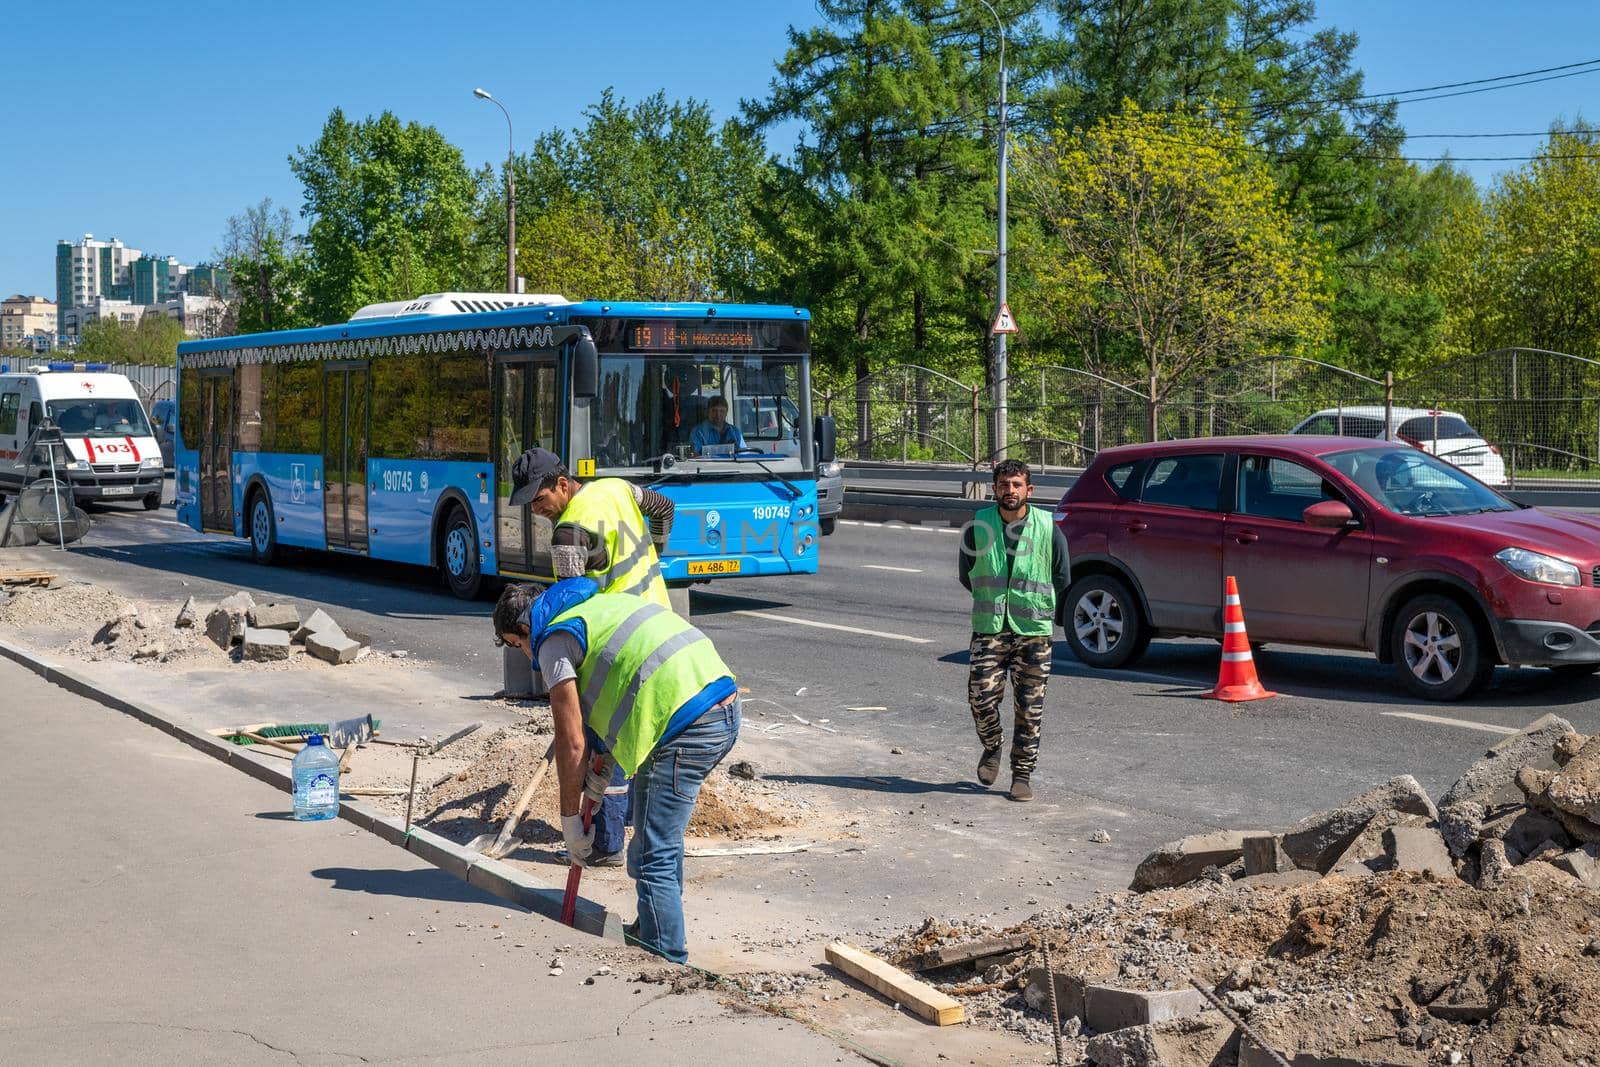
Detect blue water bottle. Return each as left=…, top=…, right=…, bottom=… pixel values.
left=292, top=734, right=341, bottom=821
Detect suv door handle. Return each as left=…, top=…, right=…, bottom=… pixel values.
left=1123, top=520, right=1148, bottom=533
left=1233, top=530, right=1259, bottom=544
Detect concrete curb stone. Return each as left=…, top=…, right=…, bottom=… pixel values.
left=0, top=636, right=625, bottom=946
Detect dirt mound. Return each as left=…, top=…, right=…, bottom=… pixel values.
left=881, top=869, right=1600, bottom=1061
left=0, top=581, right=131, bottom=630
left=420, top=725, right=801, bottom=844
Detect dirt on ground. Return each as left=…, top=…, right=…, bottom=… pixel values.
left=873, top=861, right=1600, bottom=1064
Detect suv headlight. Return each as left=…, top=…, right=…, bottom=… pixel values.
left=69, top=460, right=90, bottom=472
left=1495, top=547, right=1581, bottom=587
left=141, top=457, right=162, bottom=469
left=818, top=461, right=842, bottom=478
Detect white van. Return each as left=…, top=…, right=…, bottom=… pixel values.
left=0, top=370, right=166, bottom=509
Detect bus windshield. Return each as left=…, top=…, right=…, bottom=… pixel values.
left=47, top=398, right=153, bottom=438
left=590, top=353, right=810, bottom=474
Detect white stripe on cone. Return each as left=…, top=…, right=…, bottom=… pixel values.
left=1225, top=622, right=1247, bottom=633
left=1221, top=651, right=1254, bottom=662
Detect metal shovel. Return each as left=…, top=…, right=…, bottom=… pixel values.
left=467, top=739, right=556, bottom=860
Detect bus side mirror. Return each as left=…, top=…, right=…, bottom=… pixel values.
left=814, top=415, right=837, bottom=464
left=572, top=336, right=598, bottom=400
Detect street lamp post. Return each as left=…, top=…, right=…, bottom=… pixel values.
left=975, top=1, right=1007, bottom=462
left=473, top=87, right=517, bottom=294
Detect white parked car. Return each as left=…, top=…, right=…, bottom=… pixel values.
left=1289, top=406, right=1508, bottom=486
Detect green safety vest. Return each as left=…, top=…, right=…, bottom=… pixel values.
left=969, top=505, right=1057, bottom=637
left=549, top=593, right=733, bottom=775
left=559, top=478, right=671, bottom=609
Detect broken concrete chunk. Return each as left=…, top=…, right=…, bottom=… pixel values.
left=1441, top=713, right=1575, bottom=811
left=306, top=631, right=361, bottom=665
left=343, top=629, right=373, bottom=650
left=1384, top=826, right=1456, bottom=880
left=1243, top=835, right=1293, bottom=876
left=132, top=642, right=165, bottom=661
left=1281, top=776, right=1437, bottom=873
left=1549, top=844, right=1600, bottom=888
left=1547, top=735, right=1600, bottom=824
left=217, top=591, right=255, bottom=614
left=293, top=608, right=344, bottom=643
left=1022, top=968, right=1088, bottom=1021
left=248, top=602, right=300, bottom=631
left=1477, top=839, right=1514, bottom=890
left=241, top=626, right=291, bottom=662
left=1084, top=1012, right=1231, bottom=1067
left=1437, top=802, right=1485, bottom=859
left=1554, top=731, right=1589, bottom=766
left=1083, top=983, right=1205, bottom=1033
left=1479, top=808, right=1571, bottom=857
left=205, top=593, right=254, bottom=650
left=1130, top=831, right=1256, bottom=891
left=175, top=596, right=199, bottom=629
left=1329, top=810, right=1426, bottom=877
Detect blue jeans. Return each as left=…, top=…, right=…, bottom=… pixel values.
left=591, top=760, right=629, bottom=856
left=626, top=697, right=740, bottom=963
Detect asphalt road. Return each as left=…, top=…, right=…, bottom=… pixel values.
left=50, top=494, right=1600, bottom=869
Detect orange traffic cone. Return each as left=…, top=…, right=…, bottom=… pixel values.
left=1206, top=576, right=1276, bottom=702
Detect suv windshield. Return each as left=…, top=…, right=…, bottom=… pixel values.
left=47, top=398, right=152, bottom=438
left=590, top=353, right=808, bottom=475
left=1324, top=445, right=1514, bottom=516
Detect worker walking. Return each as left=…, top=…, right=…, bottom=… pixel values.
left=958, top=459, right=1071, bottom=802
left=493, top=579, right=740, bottom=964
left=508, top=447, right=674, bottom=609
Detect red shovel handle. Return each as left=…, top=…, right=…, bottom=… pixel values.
left=560, top=755, right=607, bottom=927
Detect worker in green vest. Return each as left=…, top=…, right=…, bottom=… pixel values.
left=493, top=577, right=740, bottom=964
left=957, top=459, right=1071, bottom=802
left=508, top=447, right=674, bottom=609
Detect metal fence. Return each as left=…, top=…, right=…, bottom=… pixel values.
left=817, top=348, right=1600, bottom=485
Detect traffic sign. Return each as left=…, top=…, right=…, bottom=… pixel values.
left=991, top=303, right=1018, bottom=335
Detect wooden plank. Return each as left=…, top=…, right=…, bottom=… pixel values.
left=825, top=941, right=964, bottom=1026
left=900, top=933, right=1034, bottom=973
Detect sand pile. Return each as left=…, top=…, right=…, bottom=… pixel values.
left=0, top=581, right=131, bottom=631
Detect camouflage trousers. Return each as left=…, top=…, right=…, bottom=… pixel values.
left=967, top=630, right=1053, bottom=778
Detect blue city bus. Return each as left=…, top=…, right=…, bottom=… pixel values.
left=174, top=292, right=834, bottom=598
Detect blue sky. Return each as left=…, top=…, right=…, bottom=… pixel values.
left=4, top=1, right=1598, bottom=299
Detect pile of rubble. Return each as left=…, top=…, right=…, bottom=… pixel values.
left=192, top=591, right=371, bottom=665
left=870, top=714, right=1600, bottom=1065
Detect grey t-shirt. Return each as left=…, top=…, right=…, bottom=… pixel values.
left=536, top=630, right=585, bottom=690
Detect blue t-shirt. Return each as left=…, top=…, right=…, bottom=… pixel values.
left=691, top=420, right=745, bottom=453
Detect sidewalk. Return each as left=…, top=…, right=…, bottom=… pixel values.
left=0, top=660, right=855, bottom=1066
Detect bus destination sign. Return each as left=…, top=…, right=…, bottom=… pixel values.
left=624, top=320, right=774, bottom=353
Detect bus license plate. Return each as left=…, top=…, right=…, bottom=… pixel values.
left=687, top=559, right=741, bottom=576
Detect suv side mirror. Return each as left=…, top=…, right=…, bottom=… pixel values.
left=1303, top=499, right=1356, bottom=528
left=571, top=335, right=598, bottom=400
left=814, top=415, right=837, bottom=464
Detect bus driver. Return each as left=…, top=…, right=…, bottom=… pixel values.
left=690, top=396, right=746, bottom=455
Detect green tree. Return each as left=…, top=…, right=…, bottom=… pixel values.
left=291, top=109, right=482, bottom=323
left=1017, top=102, right=1327, bottom=434
left=75, top=314, right=187, bottom=366
left=219, top=197, right=308, bottom=334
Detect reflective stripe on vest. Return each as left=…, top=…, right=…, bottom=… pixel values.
left=553, top=593, right=732, bottom=774
left=969, top=505, right=1057, bottom=637
left=560, top=479, right=672, bottom=609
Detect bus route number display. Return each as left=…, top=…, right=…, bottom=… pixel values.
left=625, top=321, right=768, bottom=352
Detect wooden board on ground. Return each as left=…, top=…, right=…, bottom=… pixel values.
left=0, top=570, right=57, bottom=587
left=901, top=933, right=1034, bottom=973
left=825, top=941, right=965, bottom=1026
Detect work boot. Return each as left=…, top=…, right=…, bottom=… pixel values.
left=977, top=747, right=1002, bottom=787
left=1009, top=777, right=1033, bottom=803
left=588, top=849, right=624, bottom=868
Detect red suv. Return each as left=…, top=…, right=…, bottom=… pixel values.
left=1055, top=436, right=1600, bottom=700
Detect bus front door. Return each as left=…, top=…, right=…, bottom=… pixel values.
left=494, top=357, right=559, bottom=578
left=199, top=372, right=234, bottom=533
left=323, top=363, right=370, bottom=552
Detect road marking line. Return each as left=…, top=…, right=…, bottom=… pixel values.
left=846, top=706, right=888, bottom=711
left=1381, top=711, right=1518, bottom=735
left=862, top=564, right=923, bottom=573
left=732, top=609, right=932, bottom=644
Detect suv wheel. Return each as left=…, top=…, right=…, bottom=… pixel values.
left=1390, top=594, right=1494, bottom=701
left=1063, top=574, right=1149, bottom=669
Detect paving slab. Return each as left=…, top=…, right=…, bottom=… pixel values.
left=0, top=661, right=856, bottom=1066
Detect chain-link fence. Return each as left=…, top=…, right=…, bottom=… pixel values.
left=815, top=348, right=1600, bottom=485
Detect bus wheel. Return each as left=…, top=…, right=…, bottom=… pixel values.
left=440, top=507, right=483, bottom=600
left=248, top=491, right=278, bottom=565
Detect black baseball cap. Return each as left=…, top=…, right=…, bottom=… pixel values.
left=509, top=448, right=566, bottom=506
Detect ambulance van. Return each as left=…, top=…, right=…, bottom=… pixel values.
left=0, top=368, right=165, bottom=509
